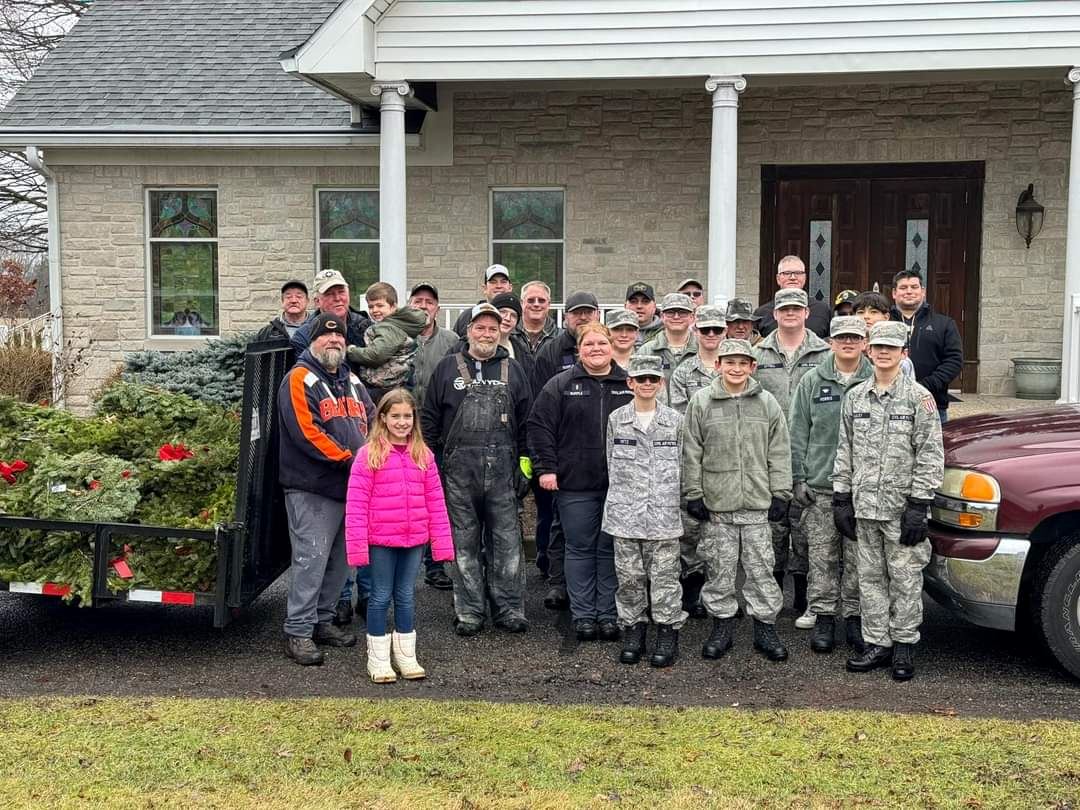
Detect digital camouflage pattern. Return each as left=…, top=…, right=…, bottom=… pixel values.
left=668, top=354, right=719, bottom=414
left=613, top=537, right=687, bottom=628
left=803, top=485, right=861, bottom=617
left=699, top=511, right=782, bottom=623
left=856, top=518, right=931, bottom=646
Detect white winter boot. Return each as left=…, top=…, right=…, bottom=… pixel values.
left=391, top=630, right=426, bottom=680
left=366, top=634, right=397, bottom=683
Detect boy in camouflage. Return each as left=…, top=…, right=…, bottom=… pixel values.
left=682, top=339, right=793, bottom=662
left=602, top=354, right=686, bottom=667
left=831, top=320, right=944, bottom=681
left=788, top=316, right=874, bottom=654
left=346, top=282, right=428, bottom=403
left=636, top=292, right=698, bottom=398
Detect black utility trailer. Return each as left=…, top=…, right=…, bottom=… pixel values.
left=0, top=342, right=293, bottom=627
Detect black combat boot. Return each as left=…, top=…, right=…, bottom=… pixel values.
left=544, top=585, right=569, bottom=611
left=332, top=598, right=353, bottom=626
left=845, top=615, right=865, bottom=654
left=597, top=620, right=621, bottom=642
left=792, top=574, right=808, bottom=615
left=846, top=643, right=893, bottom=672
left=681, top=571, right=708, bottom=619
left=701, top=616, right=735, bottom=659
left=811, top=615, right=835, bottom=654
left=650, top=624, right=679, bottom=668
left=892, top=642, right=916, bottom=681
left=619, top=622, right=648, bottom=664
left=752, top=619, right=788, bottom=661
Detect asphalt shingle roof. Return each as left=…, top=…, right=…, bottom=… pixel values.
left=0, top=0, right=351, bottom=130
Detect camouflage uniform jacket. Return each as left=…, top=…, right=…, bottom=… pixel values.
left=346, top=307, right=428, bottom=390
left=831, top=373, right=944, bottom=520
left=682, top=377, right=793, bottom=514
left=637, top=331, right=699, bottom=407
left=789, top=353, right=874, bottom=490
left=668, top=354, right=718, bottom=414
left=752, top=329, right=830, bottom=416
left=601, top=402, right=684, bottom=540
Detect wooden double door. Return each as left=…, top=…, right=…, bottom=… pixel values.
left=760, top=163, right=983, bottom=392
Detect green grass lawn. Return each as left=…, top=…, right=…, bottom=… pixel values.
left=2, top=697, right=1079, bottom=808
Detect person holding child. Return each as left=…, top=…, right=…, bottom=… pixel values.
left=346, top=281, right=428, bottom=404
left=345, top=389, right=454, bottom=683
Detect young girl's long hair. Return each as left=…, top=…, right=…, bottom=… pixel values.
left=365, top=388, right=430, bottom=471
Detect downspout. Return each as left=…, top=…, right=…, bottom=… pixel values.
left=25, top=146, right=63, bottom=405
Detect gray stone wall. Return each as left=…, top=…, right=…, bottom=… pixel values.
left=53, top=79, right=1070, bottom=406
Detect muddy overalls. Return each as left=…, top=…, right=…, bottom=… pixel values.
left=443, top=354, right=526, bottom=626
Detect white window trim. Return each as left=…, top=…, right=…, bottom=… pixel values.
left=144, top=187, right=220, bottom=341
left=315, top=186, right=380, bottom=275
left=489, top=186, right=566, bottom=302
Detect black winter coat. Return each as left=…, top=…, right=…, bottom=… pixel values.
left=531, top=328, right=578, bottom=396
left=527, top=362, right=633, bottom=493
left=891, top=302, right=964, bottom=411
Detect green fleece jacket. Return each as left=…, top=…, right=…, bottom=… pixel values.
left=788, top=353, right=874, bottom=490
left=681, top=376, right=792, bottom=513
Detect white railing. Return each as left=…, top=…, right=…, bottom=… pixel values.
left=439, top=303, right=627, bottom=330
left=1062, top=293, right=1080, bottom=404
left=0, top=312, right=54, bottom=350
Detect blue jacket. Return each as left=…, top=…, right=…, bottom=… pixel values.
left=290, top=308, right=372, bottom=355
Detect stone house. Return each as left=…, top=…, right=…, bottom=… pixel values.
left=2, top=0, right=1080, bottom=407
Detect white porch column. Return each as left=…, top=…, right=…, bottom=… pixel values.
left=705, top=75, right=746, bottom=311
left=371, top=81, right=412, bottom=296
left=1061, top=68, right=1080, bottom=403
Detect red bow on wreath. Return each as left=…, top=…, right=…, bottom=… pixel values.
left=157, top=443, right=194, bottom=462
left=0, top=460, right=27, bottom=484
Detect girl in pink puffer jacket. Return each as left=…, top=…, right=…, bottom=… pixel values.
left=345, top=388, right=453, bottom=684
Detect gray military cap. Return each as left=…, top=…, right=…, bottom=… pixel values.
left=725, top=298, right=761, bottom=322
left=716, top=338, right=755, bottom=359
left=868, top=320, right=910, bottom=347
left=659, top=292, right=694, bottom=312
left=627, top=355, right=665, bottom=378
left=695, top=305, right=726, bottom=329
left=830, top=316, right=867, bottom=338
left=605, top=308, right=640, bottom=330
left=774, top=288, right=809, bottom=309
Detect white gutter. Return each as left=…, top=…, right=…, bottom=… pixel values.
left=25, top=146, right=63, bottom=406
left=1, top=132, right=393, bottom=148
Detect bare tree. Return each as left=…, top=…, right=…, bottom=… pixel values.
left=0, top=0, right=89, bottom=255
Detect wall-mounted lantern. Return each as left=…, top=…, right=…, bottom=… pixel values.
left=1016, top=184, right=1045, bottom=249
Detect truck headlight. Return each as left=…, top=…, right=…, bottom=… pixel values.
left=932, top=468, right=1000, bottom=531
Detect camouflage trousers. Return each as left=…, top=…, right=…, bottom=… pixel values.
left=679, top=508, right=706, bottom=577
left=803, top=487, right=861, bottom=618
left=613, top=537, right=687, bottom=629
left=857, top=518, right=931, bottom=647
left=699, top=513, right=783, bottom=624
left=770, top=503, right=808, bottom=576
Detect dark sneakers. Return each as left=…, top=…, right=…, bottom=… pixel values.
left=424, top=568, right=454, bottom=590
left=619, top=622, right=648, bottom=664
left=892, top=642, right=916, bottom=681
left=314, top=622, right=357, bottom=647
left=454, top=619, right=484, bottom=637
left=752, top=619, right=788, bottom=661
left=544, top=586, right=570, bottom=610
left=650, top=624, right=679, bottom=668
left=285, top=635, right=325, bottom=666
left=332, top=598, right=353, bottom=627
left=846, top=643, right=893, bottom=673
left=494, top=617, right=529, bottom=633
left=597, top=620, right=621, bottom=642
left=574, top=619, right=598, bottom=641
left=811, top=615, right=836, bottom=654
left=701, top=616, right=735, bottom=659
left=845, top=615, right=865, bottom=653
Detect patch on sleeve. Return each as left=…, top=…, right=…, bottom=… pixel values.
left=303, top=371, right=319, bottom=387
left=921, top=397, right=936, bottom=414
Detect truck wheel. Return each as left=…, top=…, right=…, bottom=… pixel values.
left=1034, top=538, right=1080, bottom=680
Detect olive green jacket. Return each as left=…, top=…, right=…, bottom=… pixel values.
left=681, top=376, right=792, bottom=513
left=789, top=353, right=874, bottom=490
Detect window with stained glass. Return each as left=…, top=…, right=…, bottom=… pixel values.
left=318, top=189, right=380, bottom=294
left=491, top=189, right=564, bottom=302
left=148, top=189, right=219, bottom=337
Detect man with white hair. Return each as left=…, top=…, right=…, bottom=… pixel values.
left=754, top=256, right=832, bottom=339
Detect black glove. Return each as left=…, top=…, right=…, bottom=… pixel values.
left=686, top=498, right=709, bottom=522
left=792, top=481, right=815, bottom=509
left=767, top=496, right=789, bottom=523
left=833, top=492, right=857, bottom=541
left=900, top=498, right=932, bottom=546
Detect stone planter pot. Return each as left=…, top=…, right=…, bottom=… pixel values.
left=1012, top=357, right=1062, bottom=400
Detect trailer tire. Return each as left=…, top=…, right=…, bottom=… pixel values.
left=1034, top=536, right=1080, bottom=681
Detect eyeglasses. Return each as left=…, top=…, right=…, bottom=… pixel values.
left=634, top=376, right=662, bottom=384
left=663, top=310, right=692, bottom=317
left=698, top=327, right=724, bottom=336
left=525, top=298, right=548, bottom=305
left=832, top=335, right=865, bottom=344
left=778, top=271, right=807, bottom=278
left=683, top=290, right=704, bottom=299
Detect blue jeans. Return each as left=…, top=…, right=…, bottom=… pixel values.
left=366, top=545, right=424, bottom=636
left=339, top=565, right=372, bottom=602
left=557, top=490, right=616, bottom=623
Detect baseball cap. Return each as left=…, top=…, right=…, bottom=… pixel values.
left=310, top=312, right=347, bottom=341
left=605, top=309, right=640, bottom=330
left=695, top=305, right=726, bottom=329
left=659, top=292, right=694, bottom=313
left=625, top=282, right=655, bottom=302
left=313, top=268, right=348, bottom=295
left=830, top=316, right=867, bottom=338
left=484, top=264, right=511, bottom=283
left=627, top=355, right=664, bottom=378
left=725, top=299, right=761, bottom=323
left=677, top=278, right=704, bottom=291
left=565, top=290, right=599, bottom=313
left=409, top=282, right=439, bottom=301
left=868, top=320, right=909, bottom=347
left=469, top=302, right=502, bottom=324
left=834, top=289, right=859, bottom=307
left=717, top=338, right=755, bottom=359
left=774, top=288, right=809, bottom=309
left=281, top=279, right=308, bottom=296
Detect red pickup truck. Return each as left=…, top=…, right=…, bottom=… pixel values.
left=926, top=405, right=1080, bottom=678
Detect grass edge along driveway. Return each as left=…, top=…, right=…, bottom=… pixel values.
left=1, top=697, right=1079, bottom=808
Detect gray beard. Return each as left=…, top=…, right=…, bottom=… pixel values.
left=314, top=346, right=343, bottom=371
left=469, top=340, right=497, bottom=359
